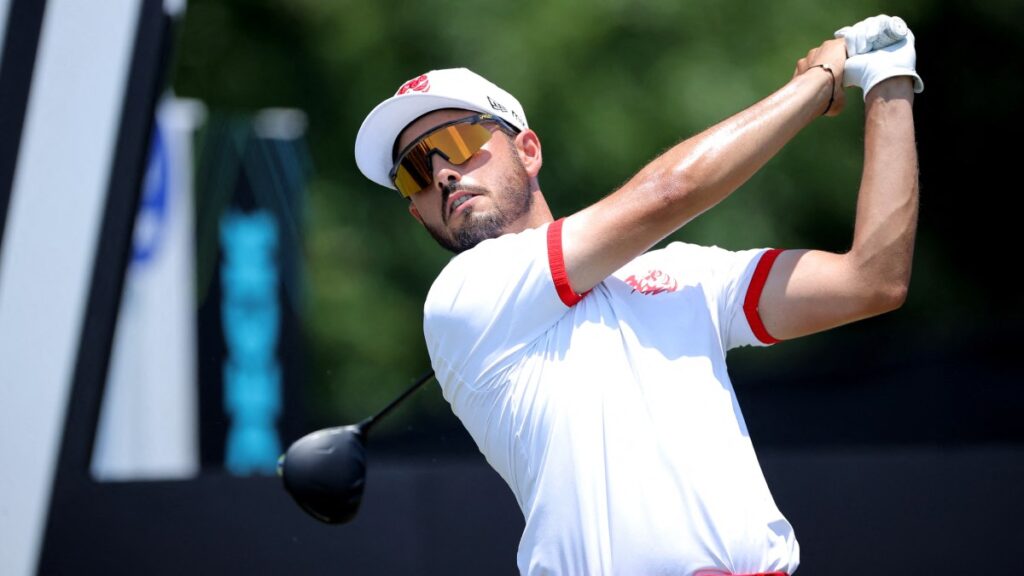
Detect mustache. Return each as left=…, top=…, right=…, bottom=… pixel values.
left=441, top=182, right=489, bottom=223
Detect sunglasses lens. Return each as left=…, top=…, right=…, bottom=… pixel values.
left=393, top=139, right=433, bottom=196
left=393, top=164, right=427, bottom=197
left=425, top=123, right=493, bottom=164
left=393, top=121, right=495, bottom=197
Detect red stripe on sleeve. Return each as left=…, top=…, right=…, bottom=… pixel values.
left=743, top=248, right=784, bottom=345
left=547, top=218, right=585, bottom=307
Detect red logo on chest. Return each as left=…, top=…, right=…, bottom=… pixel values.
left=625, top=269, right=678, bottom=295
left=396, top=74, right=430, bottom=95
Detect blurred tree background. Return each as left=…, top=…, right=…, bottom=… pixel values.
left=172, top=0, right=1023, bottom=447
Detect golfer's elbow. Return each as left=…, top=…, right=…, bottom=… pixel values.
left=632, top=162, right=698, bottom=206
left=873, top=281, right=909, bottom=314
left=848, top=241, right=914, bottom=317
left=857, top=270, right=910, bottom=318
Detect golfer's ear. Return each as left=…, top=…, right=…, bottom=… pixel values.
left=515, top=129, right=542, bottom=178
left=408, top=202, right=423, bottom=223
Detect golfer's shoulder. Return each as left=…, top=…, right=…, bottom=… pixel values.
left=636, top=241, right=768, bottom=287
left=640, top=241, right=733, bottom=272
left=425, top=226, right=548, bottom=313
left=432, top=227, right=548, bottom=289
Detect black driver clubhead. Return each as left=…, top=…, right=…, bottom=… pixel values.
left=278, top=424, right=368, bottom=524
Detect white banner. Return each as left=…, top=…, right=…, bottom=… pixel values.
left=91, top=96, right=206, bottom=481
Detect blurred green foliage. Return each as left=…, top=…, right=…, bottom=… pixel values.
left=171, top=0, right=1021, bottom=432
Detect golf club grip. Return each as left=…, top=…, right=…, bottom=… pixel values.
left=360, top=369, right=436, bottom=433
left=873, top=16, right=908, bottom=50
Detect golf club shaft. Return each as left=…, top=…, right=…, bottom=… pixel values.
left=358, top=369, right=435, bottom=433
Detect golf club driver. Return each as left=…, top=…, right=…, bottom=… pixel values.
left=278, top=369, right=435, bottom=524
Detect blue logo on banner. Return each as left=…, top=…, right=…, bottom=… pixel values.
left=220, top=210, right=282, bottom=475
left=133, top=122, right=169, bottom=264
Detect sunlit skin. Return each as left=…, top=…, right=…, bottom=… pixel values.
left=395, top=38, right=916, bottom=343
left=396, top=108, right=553, bottom=253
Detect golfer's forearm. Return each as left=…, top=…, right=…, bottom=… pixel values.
left=632, top=69, right=832, bottom=225
left=849, top=77, right=918, bottom=306
left=564, top=70, right=832, bottom=292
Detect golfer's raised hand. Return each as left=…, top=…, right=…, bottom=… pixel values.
left=793, top=38, right=848, bottom=117
left=844, top=29, right=924, bottom=100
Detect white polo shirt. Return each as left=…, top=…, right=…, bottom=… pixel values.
left=423, top=219, right=798, bottom=576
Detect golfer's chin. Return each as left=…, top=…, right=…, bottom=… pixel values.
left=448, top=205, right=487, bottom=229
left=429, top=211, right=507, bottom=254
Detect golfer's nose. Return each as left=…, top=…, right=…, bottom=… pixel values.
left=433, top=157, right=462, bottom=192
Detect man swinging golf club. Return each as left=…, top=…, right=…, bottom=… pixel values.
left=351, top=14, right=922, bottom=576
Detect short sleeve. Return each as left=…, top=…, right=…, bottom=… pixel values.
left=423, top=223, right=571, bottom=389
left=659, top=243, right=784, bottom=350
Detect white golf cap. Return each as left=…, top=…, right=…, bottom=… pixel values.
left=354, top=68, right=529, bottom=190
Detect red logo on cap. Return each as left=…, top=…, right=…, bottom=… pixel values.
left=397, top=74, right=430, bottom=95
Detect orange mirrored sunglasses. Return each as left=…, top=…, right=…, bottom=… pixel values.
left=389, top=114, right=518, bottom=197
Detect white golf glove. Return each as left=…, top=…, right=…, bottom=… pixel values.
left=836, top=15, right=924, bottom=99
left=836, top=15, right=905, bottom=56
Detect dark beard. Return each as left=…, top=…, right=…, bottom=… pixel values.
left=424, top=157, right=533, bottom=254
left=425, top=210, right=506, bottom=254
